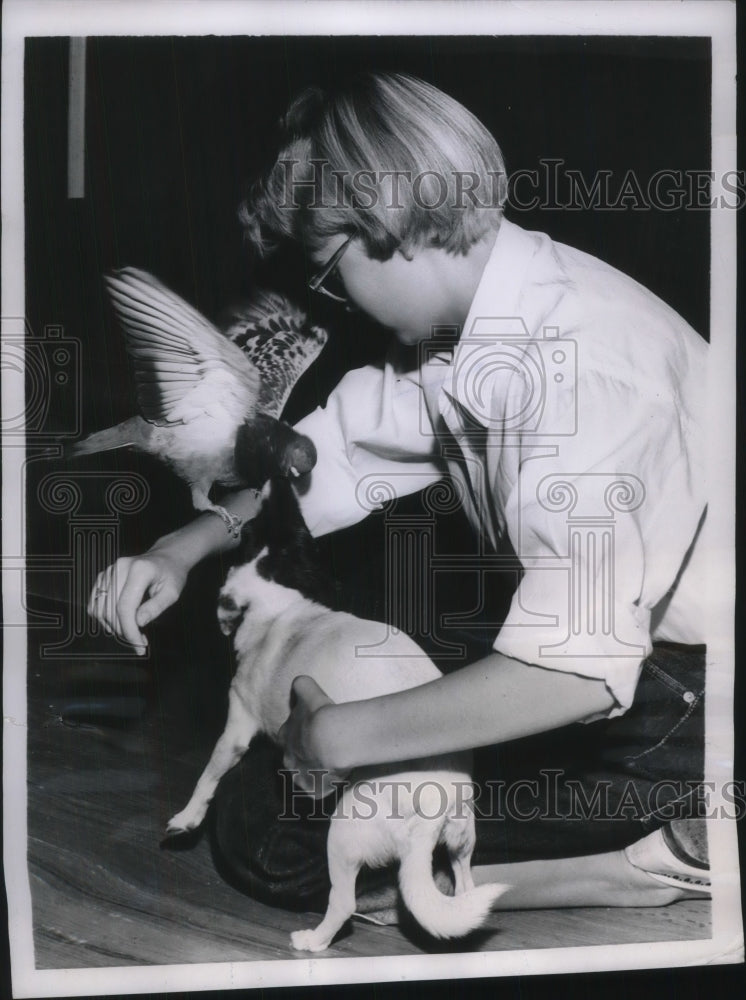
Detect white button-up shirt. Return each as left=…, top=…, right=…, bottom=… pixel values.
left=296, top=219, right=707, bottom=716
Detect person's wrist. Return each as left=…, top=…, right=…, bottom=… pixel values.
left=310, top=703, right=346, bottom=773
left=151, top=511, right=233, bottom=567
left=147, top=539, right=193, bottom=579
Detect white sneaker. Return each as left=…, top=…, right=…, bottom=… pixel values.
left=624, top=820, right=710, bottom=895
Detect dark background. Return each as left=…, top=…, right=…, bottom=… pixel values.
left=25, top=33, right=712, bottom=439
left=25, top=35, right=712, bottom=419
left=24, top=34, right=712, bottom=659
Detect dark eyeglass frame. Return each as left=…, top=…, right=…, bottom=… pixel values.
left=308, top=236, right=353, bottom=303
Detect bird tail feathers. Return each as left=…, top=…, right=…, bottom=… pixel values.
left=66, top=417, right=146, bottom=457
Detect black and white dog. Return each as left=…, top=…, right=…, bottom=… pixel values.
left=167, top=478, right=505, bottom=951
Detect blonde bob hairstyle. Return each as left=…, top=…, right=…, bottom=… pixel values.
left=240, top=72, right=507, bottom=260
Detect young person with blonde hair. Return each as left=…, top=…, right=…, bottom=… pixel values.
left=91, top=73, right=709, bottom=914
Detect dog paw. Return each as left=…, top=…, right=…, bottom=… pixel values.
left=165, top=807, right=201, bottom=835
left=290, top=928, right=331, bottom=952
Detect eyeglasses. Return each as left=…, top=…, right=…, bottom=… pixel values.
left=308, top=236, right=353, bottom=304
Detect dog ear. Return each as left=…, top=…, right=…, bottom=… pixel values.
left=264, top=476, right=315, bottom=547
left=235, top=519, right=258, bottom=565
left=255, top=477, right=334, bottom=606
left=233, top=485, right=275, bottom=565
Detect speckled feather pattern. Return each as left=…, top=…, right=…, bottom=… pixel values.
left=221, top=291, right=328, bottom=419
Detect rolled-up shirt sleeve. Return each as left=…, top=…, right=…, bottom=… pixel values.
left=493, top=368, right=705, bottom=718
left=294, top=346, right=445, bottom=537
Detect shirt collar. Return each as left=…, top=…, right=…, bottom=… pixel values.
left=443, top=218, right=543, bottom=427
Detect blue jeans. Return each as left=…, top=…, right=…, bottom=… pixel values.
left=210, top=643, right=705, bottom=910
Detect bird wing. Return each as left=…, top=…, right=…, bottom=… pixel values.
left=105, top=267, right=261, bottom=427
left=220, top=290, right=328, bottom=419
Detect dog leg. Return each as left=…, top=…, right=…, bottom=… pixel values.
left=290, top=823, right=361, bottom=952
left=443, top=811, right=477, bottom=895
left=166, top=689, right=259, bottom=834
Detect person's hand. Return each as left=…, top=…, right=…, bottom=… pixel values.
left=278, top=676, right=350, bottom=799
left=87, top=548, right=189, bottom=654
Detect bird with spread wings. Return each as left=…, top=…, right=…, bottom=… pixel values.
left=68, top=267, right=328, bottom=535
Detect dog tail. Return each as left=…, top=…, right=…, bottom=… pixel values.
left=398, top=837, right=507, bottom=940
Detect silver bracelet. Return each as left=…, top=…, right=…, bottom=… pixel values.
left=205, top=506, right=244, bottom=540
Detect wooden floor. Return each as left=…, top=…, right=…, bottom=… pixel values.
left=25, top=615, right=712, bottom=970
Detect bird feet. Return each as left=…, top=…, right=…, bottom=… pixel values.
left=206, top=504, right=244, bottom=539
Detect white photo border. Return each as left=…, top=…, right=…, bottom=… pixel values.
left=2, top=1, right=741, bottom=996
